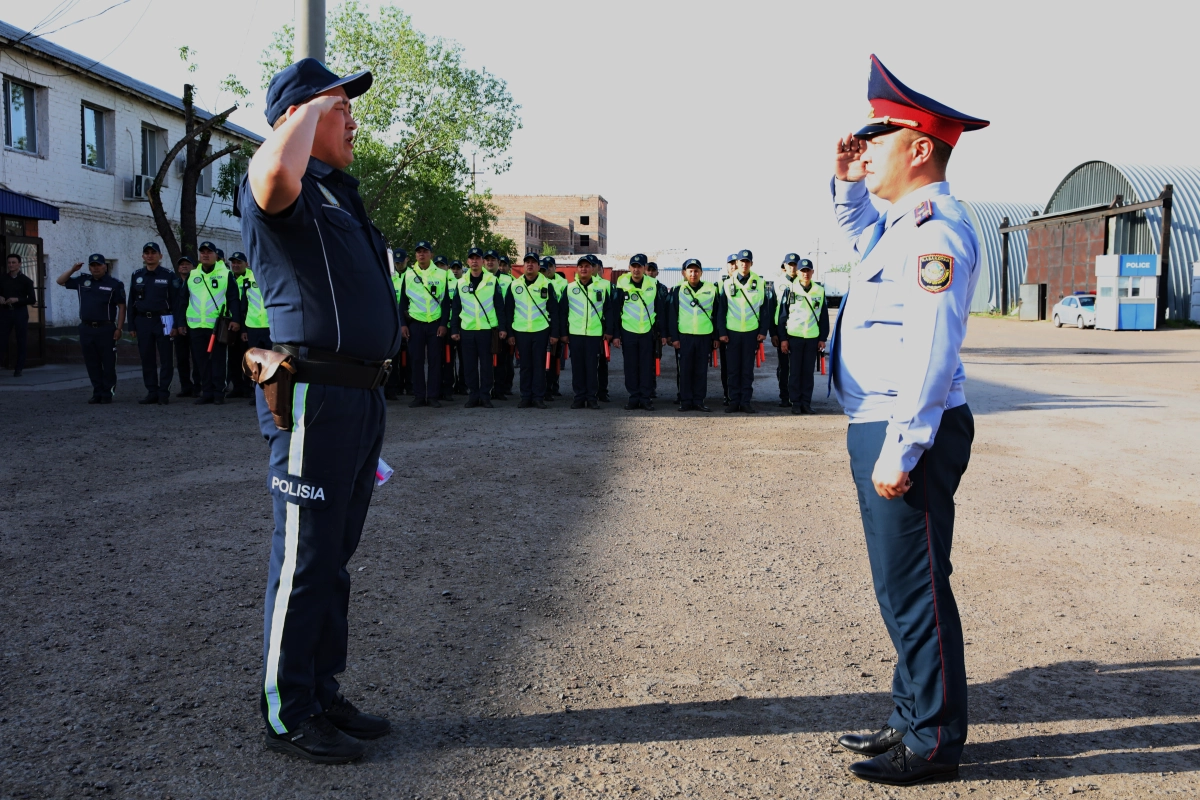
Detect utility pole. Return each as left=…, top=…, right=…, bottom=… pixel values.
left=295, top=0, right=326, bottom=62
left=469, top=153, right=484, bottom=194
left=808, top=238, right=829, bottom=275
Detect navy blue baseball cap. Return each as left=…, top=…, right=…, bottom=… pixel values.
left=577, top=255, right=591, bottom=266
left=499, top=255, right=511, bottom=265
left=229, top=251, right=247, bottom=262
left=87, top=253, right=106, bottom=265
left=450, top=260, right=462, bottom=269
left=414, top=241, right=433, bottom=252
left=198, top=241, right=216, bottom=252
left=484, top=249, right=498, bottom=259
left=629, top=254, right=648, bottom=267
left=392, top=247, right=407, bottom=262
left=467, top=247, right=484, bottom=258
left=142, top=241, right=161, bottom=253
left=647, top=261, right=658, bottom=270
left=726, top=253, right=738, bottom=264
left=523, top=252, right=540, bottom=263
left=176, top=254, right=194, bottom=265
left=215, top=248, right=225, bottom=260
left=592, top=256, right=603, bottom=268
left=433, top=255, right=449, bottom=266
left=682, top=258, right=702, bottom=270
left=264, top=58, right=373, bottom=127
left=783, top=252, right=800, bottom=265
left=540, top=256, right=556, bottom=269
left=738, top=249, right=753, bottom=262
left=799, top=258, right=815, bottom=270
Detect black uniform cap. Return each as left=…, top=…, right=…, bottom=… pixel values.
left=523, top=252, right=540, bottom=263
left=433, top=255, right=449, bottom=266
left=450, top=260, right=462, bottom=269
left=264, top=58, right=373, bottom=127
left=176, top=254, right=194, bottom=266
left=467, top=247, right=484, bottom=258
left=577, top=256, right=591, bottom=266
left=229, top=251, right=247, bottom=262
left=142, top=242, right=161, bottom=253
left=414, top=241, right=433, bottom=252
left=540, top=257, right=557, bottom=269
left=629, top=253, right=648, bottom=267
left=738, top=249, right=753, bottom=262
left=484, top=249, right=498, bottom=259
left=782, top=252, right=800, bottom=265
left=798, top=258, right=815, bottom=270
left=392, top=248, right=407, bottom=262
left=198, top=241, right=217, bottom=252
left=87, top=253, right=106, bottom=265
left=682, top=258, right=702, bottom=270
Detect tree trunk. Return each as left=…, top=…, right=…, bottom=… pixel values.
left=180, top=85, right=199, bottom=259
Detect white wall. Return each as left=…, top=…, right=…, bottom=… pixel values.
left=0, top=48, right=250, bottom=325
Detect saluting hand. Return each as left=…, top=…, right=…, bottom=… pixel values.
left=72, top=262, right=85, bottom=271
left=835, top=134, right=868, bottom=182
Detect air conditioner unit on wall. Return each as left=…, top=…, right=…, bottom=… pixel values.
left=123, top=174, right=153, bottom=201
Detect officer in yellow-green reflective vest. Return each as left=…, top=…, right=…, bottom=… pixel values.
left=587, top=254, right=613, bottom=402
left=451, top=246, right=507, bottom=408
left=715, top=248, right=768, bottom=413
left=385, top=247, right=409, bottom=400
left=610, top=254, right=666, bottom=411
left=562, top=255, right=611, bottom=409
left=777, top=257, right=829, bottom=414
left=485, top=250, right=515, bottom=400
left=500, top=252, right=558, bottom=408
left=229, top=252, right=271, bottom=404
left=185, top=241, right=241, bottom=404
left=399, top=241, right=450, bottom=407
left=542, top=256, right=569, bottom=399
left=667, top=258, right=718, bottom=412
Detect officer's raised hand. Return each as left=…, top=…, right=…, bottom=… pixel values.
left=71, top=261, right=85, bottom=271
left=835, top=133, right=868, bottom=182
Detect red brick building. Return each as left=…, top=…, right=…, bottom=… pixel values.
left=491, top=195, right=607, bottom=256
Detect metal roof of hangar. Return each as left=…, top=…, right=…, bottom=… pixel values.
left=961, top=200, right=1042, bottom=313
left=1044, top=161, right=1200, bottom=319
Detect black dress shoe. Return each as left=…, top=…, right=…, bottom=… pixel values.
left=722, top=396, right=730, bottom=405
left=159, top=394, right=170, bottom=405
left=587, top=399, right=599, bottom=409
left=534, top=399, right=547, bottom=409
left=12, top=370, right=21, bottom=377
left=792, top=405, right=803, bottom=415
left=640, top=401, right=655, bottom=411
left=464, top=398, right=479, bottom=408
left=778, top=399, right=790, bottom=407
left=801, top=404, right=814, bottom=414
left=741, top=403, right=757, bottom=413
left=428, top=399, right=442, bottom=408
left=324, top=693, right=391, bottom=740
left=481, top=400, right=494, bottom=408
left=839, top=725, right=904, bottom=756
left=848, top=743, right=958, bottom=786
left=517, top=398, right=533, bottom=408
left=571, top=399, right=586, bottom=409
left=139, top=394, right=158, bottom=404
left=724, top=404, right=737, bottom=413
left=213, top=395, right=225, bottom=405
left=264, top=713, right=366, bottom=764
left=696, top=404, right=712, bottom=412
left=195, top=396, right=214, bottom=405
left=88, top=396, right=102, bottom=404
left=597, top=393, right=611, bottom=402
left=624, top=401, right=639, bottom=410
left=677, top=403, right=692, bottom=412
left=409, top=397, right=427, bottom=408
left=100, top=396, right=112, bottom=404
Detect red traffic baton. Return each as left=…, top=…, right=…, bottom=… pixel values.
left=819, top=354, right=827, bottom=375
left=207, top=331, right=215, bottom=353
left=603, top=340, right=611, bottom=361
left=655, top=357, right=661, bottom=377
left=711, top=347, right=718, bottom=368
left=493, top=354, right=497, bottom=367
left=545, top=350, right=551, bottom=369
left=445, top=344, right=451, bottom=363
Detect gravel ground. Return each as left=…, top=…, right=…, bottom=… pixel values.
left=1, top=317, right=1197, bottom=799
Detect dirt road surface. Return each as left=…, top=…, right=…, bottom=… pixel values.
left=2, top=317, right=1197, bottom=799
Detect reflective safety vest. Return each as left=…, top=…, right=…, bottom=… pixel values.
left=510, top=273, right=553, bottom=333
left=567, top=278, right=606, bottom=336
left=495, top=270, right=513, bottom=298
left=391, top=271, right=403, bottom=305
left=446, top=269, right=458, bottom=301
left=786, top=281, right=826, bottom=338
left=676, top=280, right=718, bottom=336
left=456, top=271, right=500, bottom=330
left=402, top=266, right=449, bottom=323
left=775, top=275, right=797, bottom=325
left=186, top=264, right=231, bottom=328
left=237, top=269, right=268, bottom=328
left=723, top=271, right=765, bottom=333
left=616, top=274, right=659, bottom=335
left=551, top=274, right=568, bottom=300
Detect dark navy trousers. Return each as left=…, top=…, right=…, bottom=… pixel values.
left=257, top=381, right=385, bottom=733
left=514, top=328, right=550, bottom=402
left=787, top=336, right=821, bottom=410
left=408, top=320, right=443, bottom=401
left=174, top=331, right=198, bottom=394
left=133, top=316, right=173, bottom=396
left=460, top=329, right=494, bottom=402
left=620, top=330, right=654, bottom=404
left=189, top=328, right=227, bottom=399
left=677, top=333, right=711, bottom=406
left=79, top=323, right=117, bottom=398
left=847, top=404, right=973, bottom=765
left=0, top=307, right=29, bottom=372
left=775, top=341, right=790, bottom=402
left=568, top=334, right=601, bottom=402
left=597, top=342, right=609, bottom=396
left=725, top=330, right=758, bottom=406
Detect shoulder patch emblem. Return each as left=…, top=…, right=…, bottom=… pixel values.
left=317, top=183, right=340, bottom=207
left=917, top=254, right=954, bottom=293
left=914, top=199, right=934, bottom=227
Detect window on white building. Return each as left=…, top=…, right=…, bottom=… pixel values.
left=141, top=125, right=164, bottom=178
left=82, top=105, right=105, bottom=169
left=4, top=78, right=38, bottom=153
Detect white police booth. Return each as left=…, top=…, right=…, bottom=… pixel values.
left=1094, top=254, right=1159, bottom=330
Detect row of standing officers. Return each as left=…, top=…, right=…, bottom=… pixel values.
left=389, top=245, right=829, bottom=413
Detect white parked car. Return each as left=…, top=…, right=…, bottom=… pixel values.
left=1052, top=294, right=1096, bottom=328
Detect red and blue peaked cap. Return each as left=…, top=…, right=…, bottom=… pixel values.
left=855, top=55, right=989, bottom=147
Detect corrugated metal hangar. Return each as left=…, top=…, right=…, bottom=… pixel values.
left=980, top=162, right=1200, bottom=322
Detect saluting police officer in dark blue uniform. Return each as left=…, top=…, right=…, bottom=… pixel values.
left=827, top=55, right=988, bottom=786
left=56, top=254, right=126, bottom=403
left=127, top=242, right=183, bottom=404
left=239, top=58, right=401, bottom=764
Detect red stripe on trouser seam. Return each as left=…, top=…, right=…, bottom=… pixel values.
left=923, top=459, right=947, bottom=760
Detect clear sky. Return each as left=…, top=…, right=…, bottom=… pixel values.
left=8, top=0, right=1197, bottom=269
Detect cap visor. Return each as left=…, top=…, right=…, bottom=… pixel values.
left=320, top=70, right=373, bottom=100
left=854, top=123, right=901, bottom=140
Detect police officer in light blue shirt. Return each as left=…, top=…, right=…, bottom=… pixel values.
left=826, top=54, right=989, bottom=787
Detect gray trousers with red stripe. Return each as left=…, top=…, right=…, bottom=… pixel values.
left=847, top=404, right=973, bottom=764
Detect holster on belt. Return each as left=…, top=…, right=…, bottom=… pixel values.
left=243, top=348, right=297, bottom=431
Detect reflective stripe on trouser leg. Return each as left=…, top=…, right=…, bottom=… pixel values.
left=263, top=382, right=307, bottom=733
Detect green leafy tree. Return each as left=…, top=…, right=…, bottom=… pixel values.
left=260, top=1, right=521, bottom=256
left=540, top=241, right=557, bottom=257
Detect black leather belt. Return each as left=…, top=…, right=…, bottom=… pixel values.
left=273, top=344, right=391, bottom=390
left=81, top=320, right=113, bottom=327
left=137, top=311, right=164, bottom=318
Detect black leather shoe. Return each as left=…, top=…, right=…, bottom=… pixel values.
left=100, top=396, right=112, bottom=404
left=194, top=396, right=214, bottom=405
left=518, top=398, right=532, bottom=408
left=848, top=744, right=958, bottom=786
left=409, top=398, right=427, bottom=408
left=571, top=399, right=586, bottom=409
left=696, top=404, right=712, bottom=412
left=801, top=404, right=814, bottom=414
left=88, top=396, right=102, bottom=404
left=724, top=404, right=737, bottom=413
left=597, top=393, right=611, bottom=402
left=138, top=394, right=158, bottom=404
left=159, top=394, right=170, bottom=405
left=640, top=401, right=655, bottom=411
left=587, top=399, right=599, bottom=409
left=534, top=399, right=548, bottom=409
left=839, top=725, right=904, bottom=756
left=324, top=693, right=391, bottom=740
left=429, top=399, right=442, bottom=408
left=624, top=401, right=639, bottom=410
left=791, top=405, right=804, bottom=415
left=741, top=403, right=756, bottom=413
left=464, top=398, right=480, bottom=408
left=778, top=399, right=790, bottom=407
left=722, top=396, right=730, bottom=405
left=678, top=403, right=692, bottom=412
left=213, top=395, right=225, bottom=405
left=481, top=400, right=494, bottom=408
left=264, top=713, right=366, bottom=764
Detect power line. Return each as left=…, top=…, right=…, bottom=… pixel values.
left=77, top=0, right=156, bottom=71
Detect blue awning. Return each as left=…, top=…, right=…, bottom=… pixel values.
left=0, top=188, right=60, bottom=222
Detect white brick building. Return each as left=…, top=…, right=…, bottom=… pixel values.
left=0, top=19, right=262, bottom=356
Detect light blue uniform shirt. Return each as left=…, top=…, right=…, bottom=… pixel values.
left=828, top=178, right=980, bottom=474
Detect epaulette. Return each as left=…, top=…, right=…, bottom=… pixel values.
left=914, top=199, right=934, bottom=227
